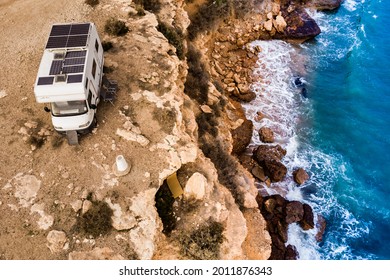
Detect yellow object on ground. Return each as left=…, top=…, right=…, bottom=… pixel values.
left=166, top=172, right=183, bottom=198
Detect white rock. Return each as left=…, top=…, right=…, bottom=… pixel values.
left=30, top=203, right=54, bottom=230
left=274, top=15, right=287, bottom=33
left=47, top=230, right=68, bottom=253
left=82, top=200, right=92, bottom=215
left=184, top=172, right=207, bottom=200
left=264, top=19, right=273, bottom=32
left=11, top=174, right=41, bottom=207
left=105, top=199, right=137, bottom=231
left=70, top=200, right=82, bottom=212
left=0, top=90, right=7, bottom=99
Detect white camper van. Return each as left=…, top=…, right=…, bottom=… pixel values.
left=34, top=22, right=106, bottom=144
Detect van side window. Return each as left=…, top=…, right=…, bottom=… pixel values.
left=85, top=77, right=88, bottom=89
left=88, top=90, right=93, bottom=106
left=95, top=39, right=99, bottom=53
left=92, top=59, right=96, bottom=79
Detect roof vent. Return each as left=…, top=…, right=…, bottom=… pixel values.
left=54, top=52, right=66, bottom=60
left=55, top=74, right=67, bottom=83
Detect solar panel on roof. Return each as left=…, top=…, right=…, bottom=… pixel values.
left=69, top=23, right=90, bottom=35
left=49, top=60, right=63, bottom=75
left=65, top=50, right=87, bottom=58
left=62, top=65, right=84, bottom=74
left=50, top=25, right=71, bottom=36
left=64, top=57, right=85, bottom=66
left=66, top=35, right=88, bottom=48
left=46, top=36, right=68, bottom=49
left=67, top=74, right=83, bottom=84
left=37, top=76, right=54, bottom=85
left=45, top=23, right=90, bottom=49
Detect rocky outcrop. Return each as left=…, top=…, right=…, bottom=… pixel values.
left=231, top=119, right=253, bottom=155
left=253, top=145, right=287, bottom=182
left=257, top=194, right=322, bottom=259
left=259, top=127, right=275, bottom=143
left=281, top=7, right=321, bottom=41
left=315, top=214, right=327, bottom=242
left=305, top=0, right=342, bottom=10
left=293, top=168, right=309, bottom=185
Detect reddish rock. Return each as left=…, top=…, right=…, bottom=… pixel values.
left=299, top=203, right=315, bottom=230
left=285, top=201, right=304, bottom=224
left=263, top=160, right=287, bottom=182
left=306, top=0, right=342, bottom=10
left=315, top=215, right=327, bottom=242
left=253, top=144, right=286, bottom=163
left=231, top=119, right=253, bottom=155
left=285, top=245, right=299, bottom=260
left=293, top=168, right=309, bottom=185
left=251, top=165, right=267, bottom=181
left=259, top=127, right=275, bottom=143
left=280, top=7, right=321, bottom=41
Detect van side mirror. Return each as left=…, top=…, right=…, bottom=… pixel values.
left=44, top=106, right=51, bottom=112
left=90, top=104, right=97, bottom=110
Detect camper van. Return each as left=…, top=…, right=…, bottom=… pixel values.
left=33, top=22, right=105, bottom=144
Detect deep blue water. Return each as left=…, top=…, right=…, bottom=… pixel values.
left=300, top=0, right=390, bottom=259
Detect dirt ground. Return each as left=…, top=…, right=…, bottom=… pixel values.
left=0, top=0, right=183, bottom=259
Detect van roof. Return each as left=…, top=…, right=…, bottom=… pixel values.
left=34, top=23, right=95, bottom=103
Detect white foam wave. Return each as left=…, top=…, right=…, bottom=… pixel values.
left=343, top=0, right=359, bottom=12
left=245, top=35, right=372, bottom=259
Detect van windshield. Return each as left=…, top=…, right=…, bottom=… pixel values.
left=51, top=100, right=88, bottom=117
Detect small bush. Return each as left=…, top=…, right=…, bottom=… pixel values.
left=135, top=5, right=146, bottom=16
left=85, top=0, right=99, bottom=7
left=184, top=44, right=209, bottom=104
left=133, top=0, right=161, bottom=13
left=157, top=22, right=185, bottom=60
left=102, top=41, right=113, bottom=51
left=104, top=18, right=129, bottom=36
left=179, top=220, right=224, bottom=260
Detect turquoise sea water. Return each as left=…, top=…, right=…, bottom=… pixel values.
left=246, top=0, right=389, bottom=259
left=302, top=0, right=390, bottom=259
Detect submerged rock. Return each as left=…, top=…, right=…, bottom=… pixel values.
left=306, top=0, right=342, bottom=10
left=253, top=145, right=287, bottom=182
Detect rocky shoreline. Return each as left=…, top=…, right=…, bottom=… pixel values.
left=190, top=0, right=342, bottom=259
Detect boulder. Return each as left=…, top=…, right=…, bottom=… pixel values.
left=285, top=245, right=299, bottom=260
left=273, top=15, right=287, bottom=33
left=184, top=172, right=207, bottom=200
left=253, top=144, right=286, bottom=163
left=293, top=168, right=309, bottom=185
left=285, top=201, right=304, bottom=224
left=259, top=127, right=275, bottom=143
left=47, top=230, right=68, bottom=254
left=315, top=215, right=327, bottom=242
left=282, top=8, right=321, bottom=41
left=306, top=0, right=342, bottom=10
left=264, top=19, right=273, bottom=32
left=299, top=203, right=315, bottom=230
left=251, top=165, right=267, bottom=182
left=231, top=119, right=253, bottom=155
left=263, top=160, right=287, bottom=182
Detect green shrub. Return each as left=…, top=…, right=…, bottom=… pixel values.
left=133, top=0, right=161, bottom=13
left=157, top=22, right=185, bottom=60
left=85, top=0, right=99, bottom=7
left=179, top=220, right=224, bottom=260
left=184, top=44, right=209, bottom=104
left=102, top=41, right=113, bottom=51
left=104, top=18, right=129, bottom=36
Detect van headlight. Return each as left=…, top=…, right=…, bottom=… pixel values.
left=54, top=126, right=63, bottom=130
left=79, top=121, right=90, bottom=128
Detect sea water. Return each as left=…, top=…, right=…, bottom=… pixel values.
left=245, top=0, right=390, bottom=259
